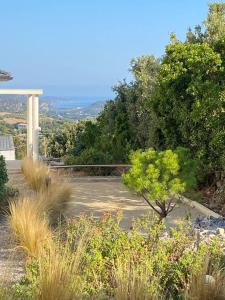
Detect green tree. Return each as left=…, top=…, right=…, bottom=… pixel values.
left=71, top=58, right=160, bottom=164
left=204, top=2, right=225, bottom=44
left=186, top=3, right=225, bottom=44
left=153, top=40, right=225, bottom=174
left=123, top=148, right=197, bottom=220
left=44, top=121, right=85, bottom=158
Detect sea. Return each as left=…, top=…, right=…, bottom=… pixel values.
left=41, top=96, right=109, bottom=110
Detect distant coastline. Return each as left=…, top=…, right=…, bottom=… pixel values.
left=40, top=95, right=111, bottom=110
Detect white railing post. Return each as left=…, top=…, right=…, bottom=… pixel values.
left=27, top=95, right=33, bottom=157
left=32, top=95, right=39, bottom=160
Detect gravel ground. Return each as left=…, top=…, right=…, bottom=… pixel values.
left=0, top=166, right=29, bottom=285
left=0, top=217, right=24, bottom=284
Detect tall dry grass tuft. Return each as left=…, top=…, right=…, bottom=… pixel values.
left=0, top=286, right=14, bottom=300
left=21, top=157, right=51, bottom=192
left=36, top=182, right=73, bottom=224
left=185, top=260, right=225, bottom=300
left=21, top=158, right=73, bottom=223
left=113, top=258, right=160, bottom=300
left=8, top=198, right=51, bottom=257
left=37, top=233, right=87, bottom=300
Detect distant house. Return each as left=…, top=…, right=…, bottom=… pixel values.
left=0, top=136, right=15, bottom=160
left=16, top=123, right=27, bottom=130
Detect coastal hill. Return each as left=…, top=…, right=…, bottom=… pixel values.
left=0, top=95, right=107, bottom=120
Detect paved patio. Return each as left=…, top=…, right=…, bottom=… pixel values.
left=66, top=177, right=204, bottom=229
left=6, top=161, right=206, bottom=229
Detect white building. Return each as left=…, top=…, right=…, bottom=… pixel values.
left=0, top=135, right=15, bottom=160
left=16, top=122, right=27, bottom=130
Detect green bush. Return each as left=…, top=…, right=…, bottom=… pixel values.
left=0, top=155, right=8, bottom=205
left=13, top=214, right=225, bottom=299
left=65, top=148, right=114, bottom=175
left=0, top=156, right=19, bottom=212
left=123, top=148, right=198, bottom=219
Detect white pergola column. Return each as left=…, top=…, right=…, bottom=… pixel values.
left=32, top=95, right=39, bottom=160
left=0, top=89, right=43, bottom=160
left=27, top=95, right=33, bottom=157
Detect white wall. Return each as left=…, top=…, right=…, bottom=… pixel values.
left=0, top=150, right=15, bottom=160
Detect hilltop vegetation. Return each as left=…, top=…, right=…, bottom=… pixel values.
left=59, top=3, right=225, bottom=184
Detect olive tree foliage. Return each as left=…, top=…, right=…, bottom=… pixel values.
left=123, top=148, right=198, bottom=219
left=204, top=2, right=225, bottom=44
left=43, top=122, right=85, bottom=158
left=66, top=56, right=161, bottom=165
left=129, top=56, right=161, bottom=149
left=186, top=3, right=225, bottom=44
left=131, top=55, right=160, bottom=100
left=154, top=41, right=225, bottom=172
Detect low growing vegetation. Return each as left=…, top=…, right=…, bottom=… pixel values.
left=0, top=155, right=8, bottom=203
left=5, top=213, right=225, bottom=299
left=3, top=158, right=224, bottom=299
left=0, top=155, right=18, bottom=212
left=9, top=198, right=51, bottom=257
left=21, top=157, right=72, bottom=224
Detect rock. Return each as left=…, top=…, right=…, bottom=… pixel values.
left=216, top=227, right=225, bottom=236
left=192, top=216, right=225, bottom=243
left=205, top=275, right=216, bottom=285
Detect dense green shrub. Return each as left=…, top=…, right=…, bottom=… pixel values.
left=153, top=40, right=225, bottom=176
left=0, top=156, right=19, bottom=212
left=123, top=148, right=198, bottom=219
left=0, top=155, right=8, bottom=204
left=12, top=214, right=225, bottom=299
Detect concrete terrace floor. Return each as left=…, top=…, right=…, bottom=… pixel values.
left=6, top=160, right=205, bottom=229
left=66, top=177, right=204, bottom=229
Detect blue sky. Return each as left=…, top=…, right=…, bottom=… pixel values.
left=0, top=0, right=211, bottom=97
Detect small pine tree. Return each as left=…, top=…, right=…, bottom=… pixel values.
left=123, top=148, right=198, bottom=220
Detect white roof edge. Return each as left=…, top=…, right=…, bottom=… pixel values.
left=0, top=89, right=43, bottom=95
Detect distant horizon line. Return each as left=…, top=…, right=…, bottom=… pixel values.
left=40, top=95, right=113, bottom=100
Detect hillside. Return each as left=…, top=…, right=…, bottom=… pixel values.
left=0, top=96, right=107, bottom=120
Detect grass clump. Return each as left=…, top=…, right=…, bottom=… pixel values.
left=185, top=259, right=225, bottom=300
left=8, top=198, right=51, bottom=257
left=113, top=257, right=160, bottom=300
left=37, top=235, right=87, bottom=300
left=36, top=182, right=72, bottom=224
left=21, top=158, right=51, bottom=192
left=21, top=158, right=73, bottom=224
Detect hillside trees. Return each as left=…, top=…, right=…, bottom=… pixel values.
left=153, top=41, right=225, bottom=173
left=67, top=56, right=161, bottom=164
left=43, top=121, right=85, bottom=158
left=186, top=2, right=225, bottom=44
left=63, top=2, right=225, bottom=182
left=153, top=3, right=225, bottom=175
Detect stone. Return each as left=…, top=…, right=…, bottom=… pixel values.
left=205, top=275, right=216, bottom=285
left=216, top=228, right=225, bottom=236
